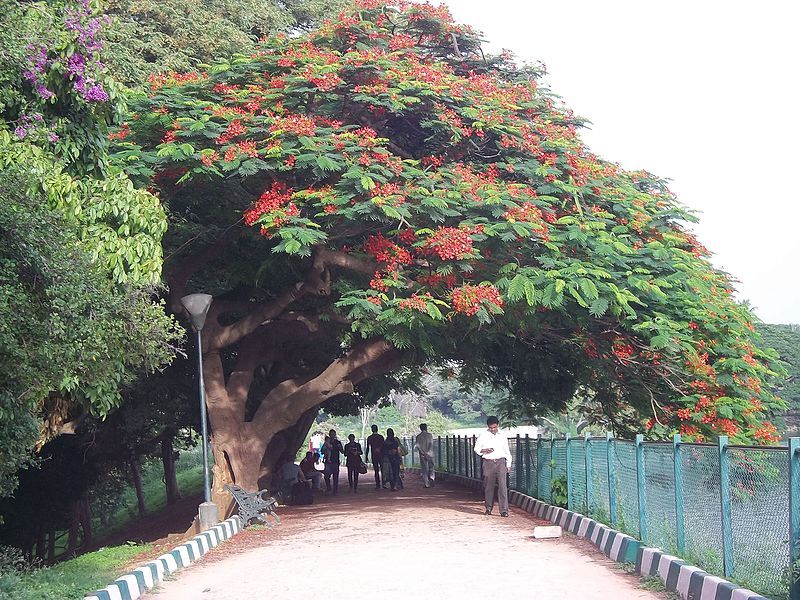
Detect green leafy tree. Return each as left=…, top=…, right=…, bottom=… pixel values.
left=757, top=323, right=800, bottom=433
left=102, top=0, right=349, bottom=87
left=112, top=1, right=784, bottom=498
left=0, top=0, right=180, bottom=497
left=0, top=161, right=178, bottom=496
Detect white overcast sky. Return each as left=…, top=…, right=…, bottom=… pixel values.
left=443, top=0, right=799, bottom=324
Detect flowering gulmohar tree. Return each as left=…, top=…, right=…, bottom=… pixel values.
left=113, top=0, right=783, bottom=498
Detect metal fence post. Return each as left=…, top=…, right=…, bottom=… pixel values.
left=607, top=432, right=617, bottom=527
left=585, top=433, right=593, bottom=516
left=536, top=433, right=543, bottom=500
left=789, top=437, right=800, bottom=600
left=463, top=436, right=468, bottom=478
left=566, top=434, right=573, bottom=511
left=462, top=436, right=467, bottom=477
left=516, top=434, right=522, bottom=490
left=464, top=436, right=473, bottom=478
left=673, top=434, right=685, bottom=553
left=445, top=435, right=451, bottom=473
left=524, top=435, right=532, bottom=495
left=472, top=435, right=483, bottom=479
left=635, top=434, right=647, bottom=541
left=456, top=436, right=464, bottom=475
left=550, top=434, right=556, bottom=504
left=437, top=436, right=442, bottom=470
left=459, top=435, right=464, bottom=476
left=718, top=436, right=734, bottom=577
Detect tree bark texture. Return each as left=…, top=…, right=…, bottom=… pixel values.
left=128, top=457, right=146, bottom=517
left=169, top=241, right=400, bottom=511
left=161, top=433, right=181, bottom=505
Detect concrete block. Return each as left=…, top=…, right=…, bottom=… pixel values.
left=533, top=525, right=562, bottom=539
left=198, top=501, right=219, bottom=531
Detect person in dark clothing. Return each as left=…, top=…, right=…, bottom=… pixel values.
left=299, top=451, right=323, bottom=490
left=364, top=424, right=385, bottom=490
left=382, top=428, right=401, bottom=491
left=323, top=429, right=344, bottom=495
left=344, top=434, right=364, bottom=493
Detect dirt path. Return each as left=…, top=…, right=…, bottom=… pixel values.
left=142, top=471, right=665, bottom=599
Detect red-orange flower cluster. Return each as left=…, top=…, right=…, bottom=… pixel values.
left=422, top=227, right=473, bottom=261
left=398, top=294, right=430, bottom=312
left=611, top=337, right=635, bottom=361
left=269, top=114, right=317, bottom=137
left=362, top=234, right=412, bottom=269
left=217, top=120, right=247, bottom=144
left=752, top=422, right=780, bottom=443
left=451, top=284, right=503, bottom=316
left=243, top=183, right=294, bottom=225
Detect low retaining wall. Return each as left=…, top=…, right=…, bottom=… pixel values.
left=84, top=516, right=243, bottom=600
left=419, top=469, right=769, bottom=600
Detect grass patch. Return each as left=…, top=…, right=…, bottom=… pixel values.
left=639, top=575, right=681, bottom=599
left=0, top=543, right=151, bottom=600
left=93, top=454, right=205, bottom=541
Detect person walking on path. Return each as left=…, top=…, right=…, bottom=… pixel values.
left=310, top=430, right=324, bottom=467
left=415, top=423, right=435, bottom=488
left=323, top=429, right=344, bottom=495
left=364, top=425, right=385, bottom=489
left=382, top=428, right=402, bottom=491
left=473, top=416, right=512, bottom=517
left=344, top=434, right=364, bottom=493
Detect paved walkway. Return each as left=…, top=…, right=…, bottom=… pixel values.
left=142, top=471, right=664, bottom=599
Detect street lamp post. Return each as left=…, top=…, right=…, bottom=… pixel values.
left=180, top=293, right=218, bottom=531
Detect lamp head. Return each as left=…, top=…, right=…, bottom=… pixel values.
left=180, top=293, right=213, bottom=331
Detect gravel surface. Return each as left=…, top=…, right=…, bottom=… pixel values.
left=142, top=470, right=665, bottom=599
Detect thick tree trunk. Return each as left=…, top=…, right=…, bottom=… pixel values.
left=79, top=493, right=92, bottom=549
left=47, top=529, right=55, bottom=564
left=205, top=338, right=398, bottom=514
left=35, top=528, right=45, bottom=562
left=260, top=407, right=319, bottom=488
left=161, top=433, right=181, bottom=505
left=169, top=243, right=391, bottom=520
left=210, top=435, right=268, bottom=517
left=129, top=457, right=146, bottom=517
left=67, top=501, right=79, bottom=555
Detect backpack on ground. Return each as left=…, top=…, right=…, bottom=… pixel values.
left=290, top=481, right=313, bottom=505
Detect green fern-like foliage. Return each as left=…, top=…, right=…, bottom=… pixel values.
left=113, top=0, right=783, bottom=443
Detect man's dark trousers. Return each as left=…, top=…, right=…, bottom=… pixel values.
left=482, top=457, right=508, bottom=514
left=371, top=453, right=382, bottom=487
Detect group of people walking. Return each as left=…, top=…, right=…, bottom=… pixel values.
left=293, top=416, right=511, bottom=519
left=297, top=424, right=436, bottom=495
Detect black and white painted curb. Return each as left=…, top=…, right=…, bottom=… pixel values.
left=84, top=516, right=243, bottom=600
left=417, top=469, right=767, bottom=600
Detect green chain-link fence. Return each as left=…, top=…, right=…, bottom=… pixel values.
left=425, top=433, right=800, bottom=600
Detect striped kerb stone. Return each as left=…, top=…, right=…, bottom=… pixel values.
left=568, top=513, right=583, bottom=534
left=84, top=517, right=245, bottom=600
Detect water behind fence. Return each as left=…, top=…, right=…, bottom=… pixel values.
left=399, top=434, right=800, bottom=600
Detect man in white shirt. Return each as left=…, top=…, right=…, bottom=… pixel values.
left=415, top=423, right=435, bottom=488
left=473, top=416, right=512, bottom=517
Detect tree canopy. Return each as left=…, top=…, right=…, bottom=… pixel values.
left=0, top=0, right=179, bottom=497
left=101, top=0, right=349, bottom=87
left=757, top=323, right=800, bottom=432
left=110, top=0, right=783, bottom=491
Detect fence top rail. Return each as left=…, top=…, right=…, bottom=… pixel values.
left=441, top=434, right=793, bottom=453
left=726, top=444, right=788, bottom=452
